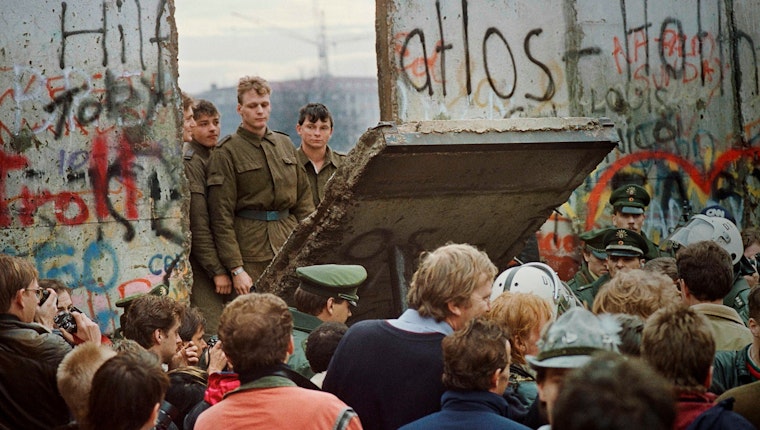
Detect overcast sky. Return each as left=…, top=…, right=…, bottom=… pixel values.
left=174, top=0, right=377, bottom=94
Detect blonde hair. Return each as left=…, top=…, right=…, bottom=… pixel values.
left=57, top=343, right=117, bottom=421
left=407, top=243, right=497, bottom=322
left=592, top=269, right=680, bottom=319
left=487, top=291, right=553, bottom=365
left=237, top=75, right=271, bottom=103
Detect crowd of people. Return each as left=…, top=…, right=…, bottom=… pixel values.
left=1, top=75, right=759, bottom=429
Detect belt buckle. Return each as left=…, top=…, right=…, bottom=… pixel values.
left=266, top=211, right=278, bottom=221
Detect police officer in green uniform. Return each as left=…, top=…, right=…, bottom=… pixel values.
left=295, top=103, right=346, bottom=208
left=574, top=228, right=647, bottom=308
left=184, top=100, right=231, bottom=335
left=567, top=228, right=610, bottom=293
left=206, top=76, right=315, bottom=296
left=287, top=264, right=367, bottom=378
left=609, top=184, right=661, bottom=260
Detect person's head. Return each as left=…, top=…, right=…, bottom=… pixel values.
left=610, top=184, right=650, bottom=233
left=552, top=353, right=676, bottom=430
left=747, top=287, right=760, bottom=344
left=218, top=293, right=292, bottom=374
left=123, top=295, right=184, bottom=364
left=641, top=305, right=715, bottom=393
left=293, top=264, right=366, bottom=324
left=407, top=243, right=497, bottom=330
left=743, top=227, right=760, bottom=259
left=604, top=228, right=646, bottom=277
left=237, top=76, right=271, bottom=135
left=296, top=103, right=334, bottom=152
left=39, top=278, right=74, bottom=312
left=611, top=313, right=645, bottom=356
left=592, top=269, right=680, bottom=319
left=487, top=290, right=553, bottom=365
left=56, top=343, right=117, bottom=422
left=305, top=322, right=348, bottom=374
left=644, top=256, right=679, bottom=286
left=191, top=99, right=220, bottom=148
left=178, top=306, right=207, bottom=351
left=165, top=367, right=208, bottom=430
left=676, top=240, right=734, bottom=303
left=181, top=91, right=196, bottom=143
left=441, top=317, right=511, bottom=394
left=579, top=228, right=609, bottom=277
left=85, top=350, right=169, bottom=430
left=490, top=262, right=578, bottom=318
left=527, top=307, right=621, bottom=422
left=0, top=254, right=41, bottom=322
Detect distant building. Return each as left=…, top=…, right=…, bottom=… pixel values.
left=193, top=77, right=380, bottom=153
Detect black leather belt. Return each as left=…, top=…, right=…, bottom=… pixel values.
left=236, top=208, right=290, bottom=221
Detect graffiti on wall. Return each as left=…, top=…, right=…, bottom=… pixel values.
left=0, top=0, right=187, bottom=333
left=384, top=0, right=760, bottom=279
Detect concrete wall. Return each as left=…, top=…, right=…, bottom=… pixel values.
left=0, top=0, right=187, bottom=333
left=377, top=0, right=760, bottom=278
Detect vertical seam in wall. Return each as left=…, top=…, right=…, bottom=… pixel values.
left=563, top=0, right=581, bottom=116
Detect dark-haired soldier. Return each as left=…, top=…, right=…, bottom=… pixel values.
left=296, top=103, right=345, bottom=207
left=609, top=184, right=661, bottom=260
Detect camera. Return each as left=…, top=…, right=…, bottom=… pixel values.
left=153, top=400, right=178, bottom=430
left=38, top=290, right=51, bottom=306
left=54, top=306, right=82, bottom=333
left=207, top=335, right=220, bottom=348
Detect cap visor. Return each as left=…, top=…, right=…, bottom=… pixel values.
left=526, top=354, right=593, bottom=369
left=590, top=249, right=607, bottom=260
left=619, top=206, right=644, bottom=215
left=606, top=249, right=643, bottom=258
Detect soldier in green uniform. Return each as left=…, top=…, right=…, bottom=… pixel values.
left=295, top=103, right=346, bottom=208
left=206, top=76, right=315, bottom=295
left=609, top=184, right=661, bottom=260
left=287, top=264, right=367, bottom=378
left=184, top=100, right=231, bottom=335
left=574, top=228, right=647, bottom=308
left=567, top=228, right=609, bottom=293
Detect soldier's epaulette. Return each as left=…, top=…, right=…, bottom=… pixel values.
left=272, top=130, right=289, bottom=137
left=217, top=134, right=233, bottom=147
left=183, top=147, right=195, bottom=160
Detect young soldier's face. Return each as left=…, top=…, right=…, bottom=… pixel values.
left=606, top=255, right=643, bottom=278
left=612, top=211, right=645, bottom=233
left=583, top=250, right=609, bottom=278
left=296, top=117, right=333, bottom=151
left=193, top=113, right=220, bottom=148
left=237, top=90, right=271, bottom=133
left=183, top=106, right=196, bottom=142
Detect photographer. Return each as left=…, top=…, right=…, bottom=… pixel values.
left=0, top=255, right=102, bottom=429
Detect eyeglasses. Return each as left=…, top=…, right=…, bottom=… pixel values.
left=24, top=287, right=45, bottom=301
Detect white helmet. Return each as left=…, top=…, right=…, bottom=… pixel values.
left=668, top=214, right=743, bottom=264
left=491, top=262, right=580, bottom=316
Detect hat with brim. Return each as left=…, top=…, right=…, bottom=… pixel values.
left=604, top=228, right=646, bottom=258
left=296, top=264, right=367, bottom=307
left=115, top=284, right=169, bottom=308
left=617, top=205, right=645, bottom=215
left=580, top=228, right=610, bottom=260
left=610, top=184, right=650, bottom=214
left=526, top=351, right=595, bottom=369
left=588, top=246, right=608, bottom=260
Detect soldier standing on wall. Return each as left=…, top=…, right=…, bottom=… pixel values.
left=206, top=76, right=315, bottom=295
left=296, top=103, right=346, bottom=208
left=185, top=100, right=231, bottom=335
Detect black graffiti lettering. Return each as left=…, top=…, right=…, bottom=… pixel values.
left=435, top=1, right=453, bottom=97
left=483, top=27, right=516, bottom=99
left=76, top=98, right=103, bottom=126
left=461, top=0, right=472, bottom=95
left=43, top=85, right=88, bottom=139
left=60, top=1, right=107, bottom=69
left=659, top=18, right=686, bottom=79
left=605, top=87, right=628, bottom=114
left=400, top=29, right=433, bottom=96
left=524, top=29, right=555, bottom=102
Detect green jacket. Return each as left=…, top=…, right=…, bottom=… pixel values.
left=206, top=127, right=315, bottom=267
left=572, top=273, right=610, bottom=309
left=297, top=146, right=345, bottom=208
left=287, top=308, right=323, bottom=379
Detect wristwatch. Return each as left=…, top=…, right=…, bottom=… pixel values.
left=231, top=267, right=245, bottom=276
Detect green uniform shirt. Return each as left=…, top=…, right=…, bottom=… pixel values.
left=573, top=273, right=610, bottom=309
left=206, top=127, right=315, bottom=268
left=297, top=146, right=345, bottom=208
left=566, top=264, right=595, bottom=292
left=287, top=308, right=323, bottom=379
left=184, top=140, right=226, bottom=277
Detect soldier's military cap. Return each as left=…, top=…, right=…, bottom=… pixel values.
left=604, top=228, right=647, bottom=258
left=579, top=228, right=609, bottom=260
left=609, top=184, right=650, bottom=215
left=296, top=264, right=367, bottom=306
left=115, top=284, right=169, bottom=308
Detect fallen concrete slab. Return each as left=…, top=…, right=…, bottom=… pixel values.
left=256, top=117, right=617, bottom=322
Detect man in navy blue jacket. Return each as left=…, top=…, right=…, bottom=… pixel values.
left=399, top=318, right=530, bottom=430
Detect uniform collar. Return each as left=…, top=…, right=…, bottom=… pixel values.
left=297, top=146, right=342, bottom=168
left=237, top=126, right=274, bottom=146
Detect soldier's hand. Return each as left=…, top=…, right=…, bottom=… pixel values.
left=232, top=270, right=252, bottom=296
left=214, top=274, right=233, bottom=295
